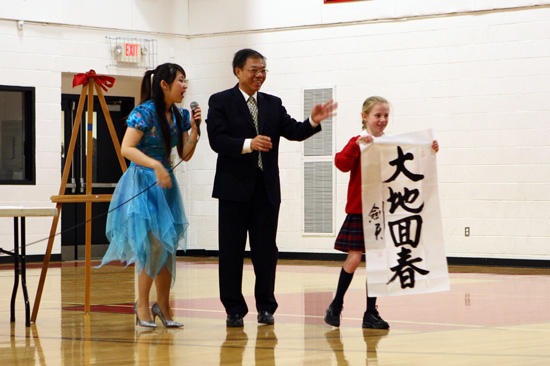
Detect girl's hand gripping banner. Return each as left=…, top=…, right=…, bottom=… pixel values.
left=360, top=129, right=450, bottom=297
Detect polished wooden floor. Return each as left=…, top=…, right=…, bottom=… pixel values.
left=1, top=257, right=550, bottom=365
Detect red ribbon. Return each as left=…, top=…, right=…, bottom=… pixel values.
left=72, top=70, right=116, bottom=92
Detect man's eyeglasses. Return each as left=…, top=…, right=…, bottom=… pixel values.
left=246, top=68, right=268, bottom=76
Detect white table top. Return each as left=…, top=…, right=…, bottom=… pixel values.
left=0, top=206, right=58, bottom=217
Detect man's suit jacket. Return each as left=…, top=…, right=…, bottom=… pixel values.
left=207, top=84, right=321, bottom=205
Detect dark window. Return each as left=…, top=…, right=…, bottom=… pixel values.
left=0, top=85, right=35, bottom=184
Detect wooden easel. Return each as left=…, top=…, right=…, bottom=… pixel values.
left=31, top=73, right=127, bottom=322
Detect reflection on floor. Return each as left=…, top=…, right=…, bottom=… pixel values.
left=1, top=258, right=550, bottom=365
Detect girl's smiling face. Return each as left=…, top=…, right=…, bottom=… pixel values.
left=363, top=102, right=389, bottom=137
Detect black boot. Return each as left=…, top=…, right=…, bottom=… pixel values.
left=362, top=307, right=389, bottom=329
left=324, top=303, right=343, bottom=327
left=325, top=268, right=354, bottom=327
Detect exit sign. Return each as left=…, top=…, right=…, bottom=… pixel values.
left=118, top=43, right=141, bottom=63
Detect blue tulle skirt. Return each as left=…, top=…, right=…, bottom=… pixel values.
left=97, top=163, right=188, bottom=285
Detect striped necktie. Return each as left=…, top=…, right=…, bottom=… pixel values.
left=247, top=96, right=263, bottom=170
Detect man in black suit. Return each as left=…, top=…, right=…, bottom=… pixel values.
left=207, top=48, right=336, bottom=327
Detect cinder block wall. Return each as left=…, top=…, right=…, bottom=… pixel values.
left=1, top=0, right=549, bottom=260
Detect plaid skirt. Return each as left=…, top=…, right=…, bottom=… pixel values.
left=334, top=214, right=365, bottom=253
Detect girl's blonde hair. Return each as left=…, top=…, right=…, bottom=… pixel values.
left=361, top=96, right=389, bottom=130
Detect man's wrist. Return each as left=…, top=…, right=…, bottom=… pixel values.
left=242, top=138, right=253, bottom=154
left=309, top=114, right=319, bottom=127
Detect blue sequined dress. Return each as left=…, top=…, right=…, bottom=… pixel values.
left=98, top=100, right=190, bottom=285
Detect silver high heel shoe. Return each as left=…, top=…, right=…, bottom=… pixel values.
left=134, top=302, right=158, bottom=328
left=152, top=303, right=183, bottom=328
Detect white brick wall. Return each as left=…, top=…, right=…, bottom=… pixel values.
left=1, top=1, right=549, bottom=260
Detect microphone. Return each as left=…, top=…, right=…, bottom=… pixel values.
left=190, top=101, right=201, bottom=136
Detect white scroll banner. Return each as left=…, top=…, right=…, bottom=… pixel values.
left=360, top=129, right=450, bottom=297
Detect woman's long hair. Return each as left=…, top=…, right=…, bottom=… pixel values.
left=140, top=63, right=186, bottom=160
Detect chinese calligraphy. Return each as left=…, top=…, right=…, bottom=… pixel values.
left=384, top=146, right=429, bottom=289
left=388, top=215, right=422, bottom=248
left=368, top=204, right=384, bottom=240
left=384, top=146, right=424, bottom=183
left=361, top=130, right=450, bottom=297
left=387, top=187, right=424, bottom=214
left=386, top=247, right=430, bottom=288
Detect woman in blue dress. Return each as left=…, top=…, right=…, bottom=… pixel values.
left=99, top=63, right=200, bottom=328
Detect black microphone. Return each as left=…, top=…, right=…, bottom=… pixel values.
left=190, top=101, right=201, bottom=136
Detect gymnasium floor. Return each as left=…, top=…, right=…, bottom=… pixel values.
left=1, top=257, right=550, bottom=365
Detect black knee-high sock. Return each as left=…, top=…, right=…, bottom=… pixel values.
left=331, top=268, right=354, bottom=308
left=366, top=296, right=377, bottom=313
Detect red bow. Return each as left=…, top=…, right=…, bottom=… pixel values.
left=73, top=70, right=116, bottom=92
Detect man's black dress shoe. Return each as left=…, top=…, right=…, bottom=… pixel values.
left=226, top=314, right=244, bottom=327
left=257, top=311, right=274, bottom=325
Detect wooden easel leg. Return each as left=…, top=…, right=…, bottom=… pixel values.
left=84, top=82, right=94, bottom=313
left=31, top=203, right=62, bottom=323
left=32, top=81, right=87, bottom=323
